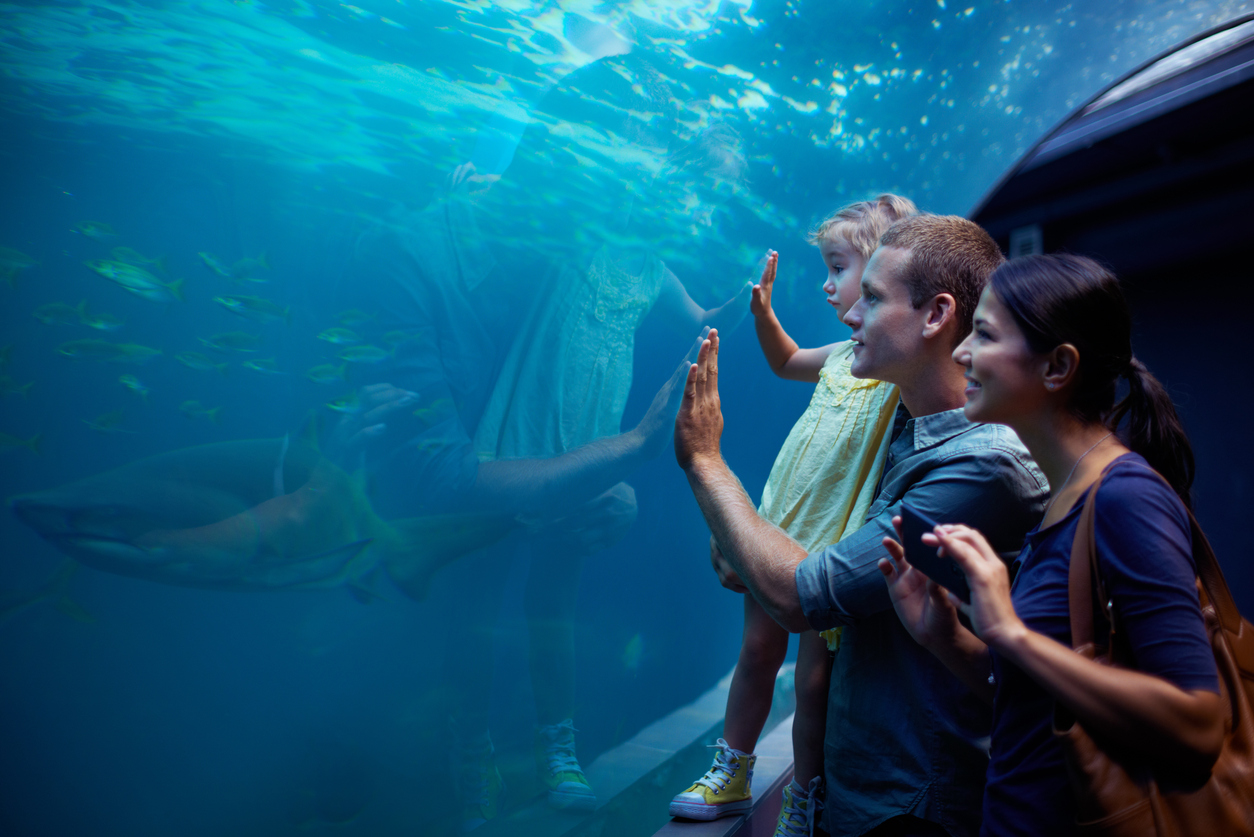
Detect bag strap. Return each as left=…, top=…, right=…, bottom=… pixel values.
left=1068, top=460, right=1245, bottom=652
left=1068, top=475, right=1108, bottom=655
left=1185, top=509, right=1243, bottom=634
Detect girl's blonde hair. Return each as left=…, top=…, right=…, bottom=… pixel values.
left=807, top=194, right=919, bottom=260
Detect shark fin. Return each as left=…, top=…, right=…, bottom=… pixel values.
left=273, top=433, right=291, bottom=497
left=348, top=569, right=387, bottom=605
left=297, top=409, right=323, bottom=454
left=55, top=596, right=95, bottom=624
left=383, top=514, right=516, bottom=602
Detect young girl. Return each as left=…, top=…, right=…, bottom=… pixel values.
left=879, top=254, right=1221, bottom=835
left=669, top=194, right=917, bottom=836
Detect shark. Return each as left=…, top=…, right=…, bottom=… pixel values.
left=9, top=437, right=514, bottom=601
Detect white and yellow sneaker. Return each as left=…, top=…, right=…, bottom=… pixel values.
left=536, top=719, right=596, bottom=810
left=774, top=775, right=823, bottom=837
left=668, top=739, right=756, bottom=820
left=451, top=723, right=505, bottom=832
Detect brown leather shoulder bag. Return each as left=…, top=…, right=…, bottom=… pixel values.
left=1054, top=469, right=1254, bottom=835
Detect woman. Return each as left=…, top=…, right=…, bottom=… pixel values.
left=877, top=253, right=1222, bottom=835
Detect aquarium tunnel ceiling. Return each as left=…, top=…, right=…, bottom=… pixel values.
left=4, top=0, right=1254, bottom=226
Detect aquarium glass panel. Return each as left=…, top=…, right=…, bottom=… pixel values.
left=1, top=1, right=1249, bottom=834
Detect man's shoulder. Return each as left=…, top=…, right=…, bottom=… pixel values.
left=931, top=422, right=1045, bottom=484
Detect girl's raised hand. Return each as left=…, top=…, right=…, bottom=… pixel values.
left=930, top=524, right=1027, bottom=651
left=749, top=250, right=778, bottom=319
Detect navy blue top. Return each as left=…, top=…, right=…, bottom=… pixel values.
left=983, top=453, right=1220, bottom=836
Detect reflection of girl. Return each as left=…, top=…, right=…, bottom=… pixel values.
left=450, top=53, right=753, bottom=825
left=880, top=255, right=1221, bottom=836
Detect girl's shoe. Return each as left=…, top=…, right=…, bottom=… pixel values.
left=774, top=775, right=823, bottom=837
left=536, top=719, right=596, bottom=810
left=668, top=739, right=756, bottom=820
left=450, top=722, right=505, bottom=832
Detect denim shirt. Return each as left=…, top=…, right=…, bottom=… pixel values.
left=795, top=406, right=1047, bottom=837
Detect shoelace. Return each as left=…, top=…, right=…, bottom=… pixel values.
left=539, top=720, right=587, bottom=778
left=777, top=776, right=823, bottom=837
left=695, top=739, right=742, bottom=794
left=452, top=730, right=497, bottom=809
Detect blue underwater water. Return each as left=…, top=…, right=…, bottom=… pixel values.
left=1, top=1, right=1250, bottom=834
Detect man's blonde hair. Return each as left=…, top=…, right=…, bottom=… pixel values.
left=807, top=194, right=919, bottom=260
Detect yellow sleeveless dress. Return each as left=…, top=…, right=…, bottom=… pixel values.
left=473, top=246, right=666, bottom=460
left=758, top=340, right=899, bottom=650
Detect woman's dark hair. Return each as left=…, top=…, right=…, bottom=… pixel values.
left=990, top=253, right=1195, bottom=505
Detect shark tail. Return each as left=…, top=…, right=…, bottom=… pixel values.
left=74, top=299, right=88, bottom=321
left=23, top=434, right=41, bottom=454
left=168, top=277, right=185, bottom=302
left=206, top=407, right=223, bottom=425
left=55, top=595, right=96, bottom=624
left=382, top=514, right=517, bottom=602
left=257, top=250, right=270, bottom=270
left=0, top=560, right=92, bottom=625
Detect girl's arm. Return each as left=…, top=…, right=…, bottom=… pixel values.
left=750, top=250, right=834, bottom=383
left=653, top=265, right=752, bottom=338
left=935, top=524, right=1223, bottom=777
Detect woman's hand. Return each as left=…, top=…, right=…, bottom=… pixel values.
left=325, top=383, right=419, bottom=468
left=749, top=250, right=778, bottom=320
left=878, top=516, right=963, bottom=650
left=931, top=524, right=1028, bottom=651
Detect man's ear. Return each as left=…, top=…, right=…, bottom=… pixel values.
left=920, top=293, right=958, bottom=341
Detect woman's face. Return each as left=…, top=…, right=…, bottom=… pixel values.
left=953, top=286, right=1048, bottom=426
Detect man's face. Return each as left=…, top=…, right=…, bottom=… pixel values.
left=843, top=246, right=929, bottom=382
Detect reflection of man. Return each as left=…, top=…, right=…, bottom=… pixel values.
left=337, top=185, right=691, bottom=830
left=673, top=217, right=1048, bottom=837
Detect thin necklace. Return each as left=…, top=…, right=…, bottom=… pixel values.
left=1044, top=432, right=1113, bottom=517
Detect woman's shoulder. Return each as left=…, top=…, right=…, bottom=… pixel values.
left=1092, top=452, right=1194, bottom=567
left=1094, top=453, right=1183, bottom=509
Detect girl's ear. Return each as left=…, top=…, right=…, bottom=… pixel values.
left=1043, top=344, right=1080, bottom=392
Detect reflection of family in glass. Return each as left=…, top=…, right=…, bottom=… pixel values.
left=336, top=53, right=751, bottom=826
left=333, top=46, right=1239, bottom=837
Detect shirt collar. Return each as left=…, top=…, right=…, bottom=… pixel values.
left=904, top=406, right=977, bottom=451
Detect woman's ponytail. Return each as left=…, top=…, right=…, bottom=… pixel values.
left=1108, top=357, right=1195, bottom=507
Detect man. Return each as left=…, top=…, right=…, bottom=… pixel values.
left=673, top=216, right=1048, bottom=837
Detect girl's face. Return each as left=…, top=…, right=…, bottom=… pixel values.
left=818, top=233, right=869, bottom=318
left=953, top=286, right=1048, bottom=425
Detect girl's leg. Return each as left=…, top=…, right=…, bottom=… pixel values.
left=723, top=592, right=790, bottom=753
left=446, top=545, right=514, bottom=731
left=791, top=629, right=833, bottom=785
left=524, top=534, right=585, bottom=726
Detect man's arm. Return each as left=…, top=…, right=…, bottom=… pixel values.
left=795, top=442, right=1047, bottom=630
left=674, top=329, right=811, bottom=632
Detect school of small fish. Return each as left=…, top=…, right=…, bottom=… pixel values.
left=1, top=228, right=394, bottom=451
